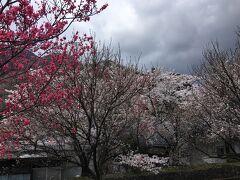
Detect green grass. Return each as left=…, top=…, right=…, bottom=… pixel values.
left=74, top=161, right=240, bottom=180
left=104, top=171, right=152, bottom=179
left=161, top=161, right=240, bottom=173
left=73, top=171, right=153, bottom=180
left=74, top=177, right=94, bottom=180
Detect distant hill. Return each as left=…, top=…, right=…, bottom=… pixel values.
left=0, top=49, right=39, bottom=75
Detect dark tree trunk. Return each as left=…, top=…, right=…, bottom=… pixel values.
left=81, top=165, right=94, bottom=178
left=92, top=147, right=104, bottom=180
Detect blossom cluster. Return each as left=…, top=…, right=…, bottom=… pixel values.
left=118, top=152, right=169, bottom=174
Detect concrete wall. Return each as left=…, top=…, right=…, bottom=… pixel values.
left=32, top=166, right=82, bottom=180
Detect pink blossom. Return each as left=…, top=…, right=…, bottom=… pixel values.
left=23, top=119, right=30, bottom=126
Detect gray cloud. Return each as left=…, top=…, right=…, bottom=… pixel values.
left=71, top=0, right=240, bottom=73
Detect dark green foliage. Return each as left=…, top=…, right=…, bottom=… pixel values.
left=86, top=163, right=240, bottom=180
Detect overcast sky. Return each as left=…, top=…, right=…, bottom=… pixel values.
left=70, top=0, right=240, bottom=74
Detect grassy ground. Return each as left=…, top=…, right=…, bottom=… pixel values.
left=74, top=162, right=240, bottom=180
left=160, top=161, right=240, bottom=172
left=74, top=177, right=94, bottom=180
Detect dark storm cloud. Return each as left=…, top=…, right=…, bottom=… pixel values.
left=73, top=0, right=240, bottom=73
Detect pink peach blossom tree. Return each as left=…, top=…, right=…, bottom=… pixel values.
left=0, top=0, right=107, bottom=164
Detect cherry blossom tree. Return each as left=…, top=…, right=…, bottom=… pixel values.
left=0, top=0, right=107, bottom=105
left=0, top=0, right=107, bottom=68
left=192, top=29, right=240, bottom=159
left=3, top=44, right=154, bottom=179
left=0, top=0, right=107, bottom=159
left=129, top=70, right=199, bottom=165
